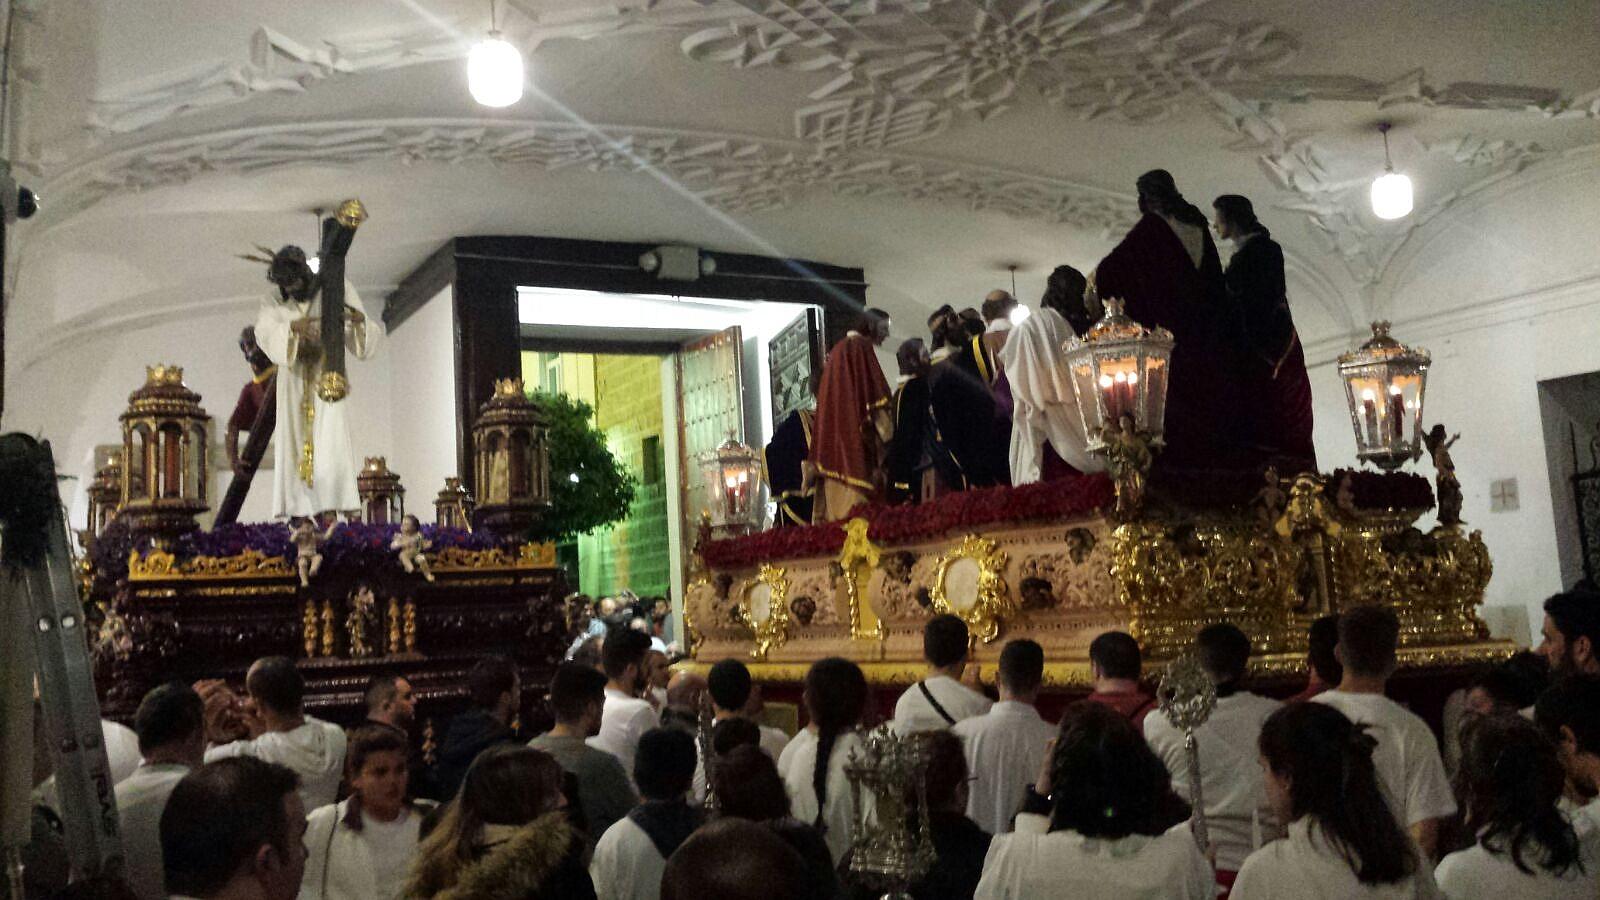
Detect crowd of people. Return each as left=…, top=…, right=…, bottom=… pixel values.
left=13, top=585, right=1600, bottom=900
left=772, top=171, right=1318, bottom=527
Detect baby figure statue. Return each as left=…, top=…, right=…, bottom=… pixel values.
left=290, top=517, right=339, bottom=588
left=391, top=514, right=435, bottom=582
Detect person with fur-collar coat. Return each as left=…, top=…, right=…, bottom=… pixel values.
left=401, top=746, right=595, bottom=900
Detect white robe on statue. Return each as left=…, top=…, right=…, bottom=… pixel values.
left=995, top=305, right=1100, bottom=483
left=254, top=281, right=383, bottom=518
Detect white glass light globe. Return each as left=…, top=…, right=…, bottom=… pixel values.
left=1008, top=305, right=1031, bottom=325
left=468, top=36, right=523, bottom=108
left=1370, top=171, right=1413, bottom=220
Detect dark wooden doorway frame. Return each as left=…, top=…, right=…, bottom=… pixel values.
left=383, top=236, right=867, bottom=495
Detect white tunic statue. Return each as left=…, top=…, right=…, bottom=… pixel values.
left=254, top=279, right=383, bottom=518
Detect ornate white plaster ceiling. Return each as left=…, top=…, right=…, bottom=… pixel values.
left=6, top=0, right=1599, bottom=359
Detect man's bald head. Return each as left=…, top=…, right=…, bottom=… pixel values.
left=981, top=290, right=1017, bottom=324
left=661, top=819, right=805, bottom=900
left=666, top=671, right=708, bottom=711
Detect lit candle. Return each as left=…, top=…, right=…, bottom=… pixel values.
left=1099, top=373, right=1117, bottom=423
left=1361, top=388, right=1379, bottom=446
left=1126, top=372, right=1141, bottom=426
left=1386, top=385, right=1405, bottom=442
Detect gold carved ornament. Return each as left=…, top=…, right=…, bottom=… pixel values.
left=403, top=600, right=418, bottom=653
left=388, top=597, right=403, bottom=655
left=739, top=564, right=792, bottom=661
left=837, top=518, right=883, bottom=640
left=681, top=576, right=707, bottom=659
left=129, top=548, right=295, bottom=581
left=319, top=601, right=336, bottom=657
left=928, top=535, right=1012, bottom=643
left=1109, top=521, right=1301, bottom=659
left=302, top=600, right=319, bottom=657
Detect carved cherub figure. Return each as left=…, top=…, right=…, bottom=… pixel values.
left=391, top=514, right=435, bottom=582
left=289, top=517, right=338, bottom=587
left=1253, top=466, right=1288, bottom=526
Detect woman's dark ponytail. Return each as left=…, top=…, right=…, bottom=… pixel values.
left=1457, top=713, right=1583, bottom=876
left=802, top=658, right=868, bottom=832
left=1259, top=703, right=1416, bottom=885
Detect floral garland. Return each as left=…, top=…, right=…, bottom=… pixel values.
left=703, top=475, right=1115, bottom=569
left=1329, top=468, right=1435, bottom=512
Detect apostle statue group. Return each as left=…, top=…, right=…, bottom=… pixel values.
left=771, top=170, right=1317, bottom=526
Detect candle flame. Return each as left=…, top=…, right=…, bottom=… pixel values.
left=1098, top=374, right=1114, bottom=388
left=1361, top=388, right=1376, bottom=401
left=1388, top=384, right=1403, bottom=395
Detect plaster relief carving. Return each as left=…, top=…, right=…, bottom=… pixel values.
left=43, top=119, right=1139, bottom=235
left=683, top=0, right=1297, bottom=131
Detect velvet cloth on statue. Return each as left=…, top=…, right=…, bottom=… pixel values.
left=928, top=337, right=1010, bottom=490
left=764, top=409, right=815, bottom=527
left=1095, top=213, right=1245, bottom=469
left=811, top=332, right=891, bottom=522
left=1225, top=229, right=1317, bottom=471
left=886, top=375, right=932, bottom=504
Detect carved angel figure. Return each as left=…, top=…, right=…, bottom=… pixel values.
left=391, top=514, right=435, bottom=581
left=290, top=517, right=338, bottom=587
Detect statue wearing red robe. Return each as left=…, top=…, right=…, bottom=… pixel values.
left=1094, top=185, right=1248, bottom=470
left=810, top=316, right=892, bottom=522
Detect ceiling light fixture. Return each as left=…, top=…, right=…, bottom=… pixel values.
left=468, top=0, right=523, bottom=108
left=1370, top=122, right=1413, bottom=220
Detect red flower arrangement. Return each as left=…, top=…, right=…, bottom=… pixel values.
left=702, top=475, right=1115, bottom=569
left=1330, top=468, right=1435, bottom=512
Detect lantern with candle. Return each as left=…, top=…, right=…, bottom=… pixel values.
left=357, top=457, right=406, bottom=525
left=1337, top=322, right=1431, bottom=470
left=1063, top=299, right=1174, bottom=517
left=699, top=433, right=764, bottom=537
left=118, top=365, right=211, bottom=546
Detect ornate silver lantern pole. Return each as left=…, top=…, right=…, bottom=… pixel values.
left=845, top=725, right=937, bottom=900
left=1157, top=653, right=1218, bottom=856
left=1337, top=321, right=1431, bottom=470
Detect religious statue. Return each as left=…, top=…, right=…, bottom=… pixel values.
left=242, top=200, right=383, bottom=519
left=1253, top=466, right=1288, bottom=527
left=1423, top=424, right=1463, bottom=527
left=810, top=308, right=893, bottom=522
left=289, top=517, right=338, bottom=588
left=1091, top=170, right=1245, bottom=470
left=346, top=584, right=378, bottom=659
left=1101, top=415, right=1153, bottom=519
left=1334, top=473, right=1358, bottom=518
left=391, top=514, right=435, bottom=582
left=225, top=327, right=276, bottom=479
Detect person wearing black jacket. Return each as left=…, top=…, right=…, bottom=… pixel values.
left=433, top=656, right=520, bottom=799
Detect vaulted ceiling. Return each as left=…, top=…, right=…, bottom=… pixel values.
left=6, top=0, right=1599, bottom=375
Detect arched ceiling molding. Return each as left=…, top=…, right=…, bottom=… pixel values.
left=1201, top=71, right=1598, bottom=318
left=35, top=117, right=1141, bottom=237
left=11, top=281, right=397, bottom=374
left=1372, top=143, right=1600, bottom=316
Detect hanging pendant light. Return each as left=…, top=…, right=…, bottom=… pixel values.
left=468, top=0, right=523, bottom=108
left=1370, top=122, right=1413, bottom=220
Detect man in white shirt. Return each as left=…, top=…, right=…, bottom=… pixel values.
left=591, top=728, right=703, bottom=900
left=695, top=658, right=791, bottom=801
left=161, top=757, right=308, bottom=900
left=116, top=682, right=206, bottom=900
left=1313, top=605, right=1455, bottom=858
left=707, top=658, right=790, bottom=759
left=588, top=628, right=659, bottom=779
left=1145, top=623, right=1281, bottom=878
left=952, top=638, right=1054, bottom=834
left=199, top=656, right=348, bottom=811
left=893, top=614, right=992, bottom=735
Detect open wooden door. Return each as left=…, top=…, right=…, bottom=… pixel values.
left=675, top=327, right=746, bottom=556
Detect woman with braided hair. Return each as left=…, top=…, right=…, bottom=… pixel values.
left=1232, top=702, right=1438, bottom=898
left=776, top=657, right=869, bottom=864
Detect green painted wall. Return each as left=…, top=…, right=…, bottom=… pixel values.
left=520, top=351, right=668, bottom=598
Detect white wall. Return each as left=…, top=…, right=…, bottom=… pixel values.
left=1304, top=160, right=1600, bottom=642
left=384, top=284, right=460, bottom=511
